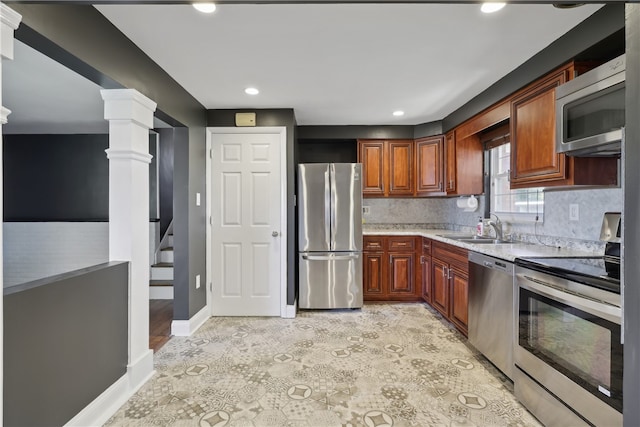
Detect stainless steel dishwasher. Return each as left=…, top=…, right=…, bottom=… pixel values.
left=468, top=251, right=515, bottom=380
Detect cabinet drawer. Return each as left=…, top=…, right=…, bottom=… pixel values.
left=433, top=241, right=468, bottom=271
left=422, top=238, right=432, bottom=255
left=364, top=236, right=385, bottom=251
left=388, top=237, right=416, bottom=251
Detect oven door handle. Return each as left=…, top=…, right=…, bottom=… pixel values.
left=518, top=274, right=621, bottom=325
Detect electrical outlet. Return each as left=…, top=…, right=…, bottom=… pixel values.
left=363, top=206, right=370, bottom=216
left=569, top=204, right=579, bottom=221
left=196, top=192, right=201, bottom=206
left=196, top=274, right=201, bottom=289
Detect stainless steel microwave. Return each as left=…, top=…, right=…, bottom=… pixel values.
left=556, top=54, right=625, bottom=156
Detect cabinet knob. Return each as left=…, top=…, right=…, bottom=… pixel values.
left=272, top=231, right=279, bottom=237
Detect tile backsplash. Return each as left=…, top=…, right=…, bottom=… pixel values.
left=363, top=186, right=622, bottom=248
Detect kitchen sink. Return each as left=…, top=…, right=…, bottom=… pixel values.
left=456, top=238, right=512, bottom=244
left=436, top=234, right=514, bottom=244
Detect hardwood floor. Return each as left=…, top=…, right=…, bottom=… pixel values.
left=149, top=299, right=173, bottom=353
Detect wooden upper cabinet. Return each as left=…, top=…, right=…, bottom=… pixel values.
left=510, top=66, right=570, bottom=186
left=444, top=130, right=483, bottom=196
left=415, top=135, right=444, bottom=195
left=510, top=63, right=619, bottom=188
left=357, top=139, right=414, bottom=197
left=388, top=140, right=415, bottom=196
left=358, top=140, right=386, bottom=196
left=444, top=131, right=457, bottom=194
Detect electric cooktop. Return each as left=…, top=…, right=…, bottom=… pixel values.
left=516, top=256, right=620, bottom=295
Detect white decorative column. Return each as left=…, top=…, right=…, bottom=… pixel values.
left=0, top=3, right=21, bottom=424
left=101, top=89, right=157, bottom=389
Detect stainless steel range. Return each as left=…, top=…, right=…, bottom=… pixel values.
left=514, top=213, right=622, bottom=427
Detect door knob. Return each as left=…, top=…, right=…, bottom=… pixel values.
left=272, top=231, right=279, bottom=237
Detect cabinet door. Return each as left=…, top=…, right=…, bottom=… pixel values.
left=388, top=140, right=414, bottom=196
left=431, top=258, right=449, bottom=317
left=510, top=68, right=569, bottom=186
left=449, top=266, right=469, bottom=335
left=388, top=252, right=416, bottom=296
left=415, top=136, right=444, bottom=195
left=420, top=255, right=432, bottom=303
left=445, top=131, right=457, bottom=194
left=358, top=141, right=386, bottom=196
left=363, top=252, right=385, bottom=299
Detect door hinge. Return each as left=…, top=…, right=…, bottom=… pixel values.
left=209, top=216, right=212, bottom=225
left=209, top=148, right=213, bottom=159
left=209, top=282, right=212, bottom=291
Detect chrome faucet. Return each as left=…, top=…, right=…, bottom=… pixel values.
left=487, top=213, right=503, bottom=241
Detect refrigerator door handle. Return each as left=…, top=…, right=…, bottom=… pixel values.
left=329, top=164, right=337, bottom=251
left=324, top=168, right=331, bottom=249
left=301, top=254, right=361, bottom=261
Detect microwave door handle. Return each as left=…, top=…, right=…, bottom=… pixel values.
left=518, top=274, right=621, bottom=324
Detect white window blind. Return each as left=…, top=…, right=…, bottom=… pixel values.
left=489, top=143, right=544, bottom=222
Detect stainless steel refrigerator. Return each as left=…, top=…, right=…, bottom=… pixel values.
left=298, top=163, right=363, bottom=309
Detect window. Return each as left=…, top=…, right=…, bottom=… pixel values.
left=489, top=143, right=544, bottom=222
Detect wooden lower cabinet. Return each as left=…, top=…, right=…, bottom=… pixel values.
left=363, top=235, right=421, bottom=301
left=431, top=258, right=449, bottom=316
left=419, top=237, right=432, bottom=303
left=388, top=252, right=416, bottom=295
left=429, top=241, right=469, bottom=336
left=363, top=252, right=385, bottom=297
left=449, top=266, right=469, bottom=333
left=363, top=236, right=468, bottom=335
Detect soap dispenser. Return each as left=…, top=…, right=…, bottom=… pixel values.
left=476, top=217, right=484, bottom=236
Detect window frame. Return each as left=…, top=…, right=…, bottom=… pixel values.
left=487, top=142, right=544, bottom=224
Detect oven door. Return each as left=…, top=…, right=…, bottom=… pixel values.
left=515, top=271, right=623, bottom=425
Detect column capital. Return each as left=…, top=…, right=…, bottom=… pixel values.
left=1, top=4, right=22, bottom=60
left=105, top=148, right=153, bottom=164
left=0, top=106, right=10, bottom=125
left=101, top=89, right=157, bottom=129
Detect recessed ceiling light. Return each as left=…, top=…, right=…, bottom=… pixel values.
left=393, top=111, right=405, bottom=117
left=245, top=87, right=259, bottom=95
left=481, top=2, right=506, bottom=13
left=193, top=3, right=216, bottom=13
left=553, top=3, right=585, bottom=8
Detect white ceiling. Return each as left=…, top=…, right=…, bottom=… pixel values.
left=2, top=3, right=603, bottom=133
left=96, top=3, right=602, bottom=126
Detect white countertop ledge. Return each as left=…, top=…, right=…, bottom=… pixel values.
left=363, top=228, right=600, bottom=262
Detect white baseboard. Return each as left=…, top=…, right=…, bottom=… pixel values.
left=128, top=350, right=155, bottom=391
left=64, top=351, right=155, bottom=427
left=283, top=302, right=297, bottom=319
left=171, top=305, right=210, bottom=336
left=149, top=285, right=173, bottom=300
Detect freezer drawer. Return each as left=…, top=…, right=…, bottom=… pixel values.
left=298, top=252, right=363, bottom=309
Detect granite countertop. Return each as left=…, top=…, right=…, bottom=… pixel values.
left=363, top=226, right=600, bottom=262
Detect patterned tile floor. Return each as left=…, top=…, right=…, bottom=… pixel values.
left=106, top=303, right=542, bottom=427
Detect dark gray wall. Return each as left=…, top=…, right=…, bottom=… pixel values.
left=207, top=109, right=297, bottom=305
left=443, top=4, right=625, bottom=131
left=414, top=121, right=444, bottom=138
left=3, top=134, right=159, bottom=221
left=157, top=128, right=175, bottom=238
left=624, top=5, right=640, bottom=426
left=4, top=134, right=109, bottom=221
left=297, top=125, right=414, bottom=140
left=297, top=139, right=357, bottom=164
left=4, top=262, right=128, bottom=427
left=11, top=3, right=209, bottom=321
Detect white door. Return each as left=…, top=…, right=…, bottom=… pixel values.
left=209, top=129, right=284, bottom=316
